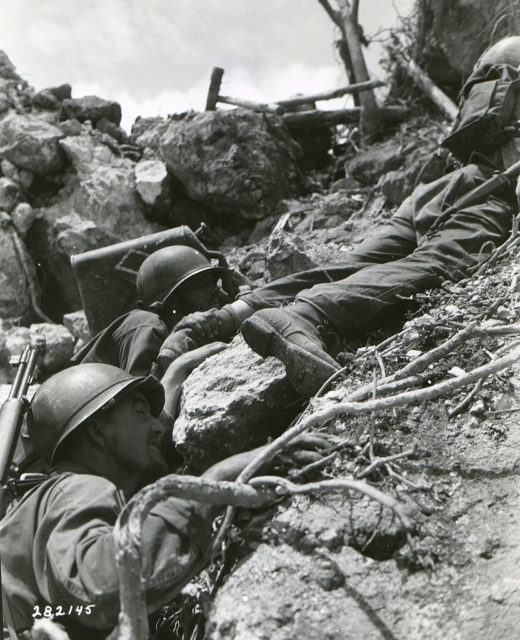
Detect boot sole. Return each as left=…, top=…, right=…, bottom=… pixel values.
left=241, top=315, right=339, bottom=396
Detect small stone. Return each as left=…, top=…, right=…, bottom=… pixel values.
left=18, top=169, right=33, bottom=189
left=4, top=327, right=31, bottom=362
left=1, top=158, right=18, bottom=180
left=496, top=306, right=516, bottom=322
left=0, top=177, right=20, bottom=213
left=469, top=399, right=485, bottom=416
left=62, top=310, right=90, bottom=342
left=10, top=202, right=35, bottom=236
left=29, top=323, right=74, bottom=372
left=265, top=226, right=316, bottom=280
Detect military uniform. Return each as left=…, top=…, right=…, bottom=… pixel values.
left=241, top=160, right=516, bottom=334
left=0, top=464, right=210, bottom=639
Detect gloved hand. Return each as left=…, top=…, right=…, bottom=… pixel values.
left=173, top=307, right=239, bottom=343
left=155, top=329, right=196, bottom=376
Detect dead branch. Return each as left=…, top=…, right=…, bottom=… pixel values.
left=236, top=343, right=520, bottom=486
left=217, top=95, right=283, bottom=114
left=356, top=448, right=416, bottom=479
left=282, top=105, right=406, bottom=129
left=275, top=80, right=385, bottom=108
left=317, top=0, right=343, bottom=28
left=249, top=475, right=413, bottom=530
left=397, top=54, right=458, bottom=120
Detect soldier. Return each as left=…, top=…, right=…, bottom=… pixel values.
left=161, top=36, right=520, bottom=396
left=0, top=363, right=326, bottom=639
left=72, top=244, right=237, bottom=377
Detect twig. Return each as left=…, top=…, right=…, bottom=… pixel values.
left=248, top=475, right=413, bottom=530
left=448, top=378, right=484, bottom=418
left=289, top=451, right=338, bottom=479
left=356, top=448, right=416, bottom=479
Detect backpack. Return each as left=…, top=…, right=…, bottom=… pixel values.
left=442, top=63, right=520, bottom=163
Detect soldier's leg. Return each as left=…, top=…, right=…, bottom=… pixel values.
left=240, top=211, right=418, bottom=311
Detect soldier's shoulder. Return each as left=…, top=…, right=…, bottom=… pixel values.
left=122, top=309, right=166, bottom=330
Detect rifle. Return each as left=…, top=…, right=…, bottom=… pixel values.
left=423, top=157, right=520, bottom=242
left=0, top=339, right=44, bottom=640
left=0, top=339, right=44, bottom=517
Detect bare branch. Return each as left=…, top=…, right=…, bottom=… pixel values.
left=317, top=0, right=343, bottom=30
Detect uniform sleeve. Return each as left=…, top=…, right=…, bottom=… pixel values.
left=114, top=311, right=168, bottom=377
left=37, top=474, right=211, bottom=631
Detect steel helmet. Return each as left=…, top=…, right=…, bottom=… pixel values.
left=136, top=245, right=222, bottom=310
left=28, top=363, right=164, bottom=465
left=476, top=36, right=520, bottom=69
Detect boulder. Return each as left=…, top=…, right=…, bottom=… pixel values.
left=59, top=95, right=122, bottom=126
left=0, top=51, right=22, bottom=82
left=62, top=310, right=90, bottom=343
left=346, top=140, right=405, bottom=185
left=172, top=336, right=299, bottom=471
left=47, top=84, right=72, bottom=102
left=159, top=110, right=305, bottom=220
left=265, top=226, right=317, bottom=281
left=0, top=113, right=65, bottom=175
left=0, top=227, right=36, bottom=320
left=1, top=158, right=18, bottom=180
left=59, top=133, right=120, bottom=178
left=0, top=177, right=20, bottom=212
left=95, top=117, right=128, bottom=145
left=32, top=90, right=59, bottom=111
left=134, top=159, right=173, bottom=220
left=29, top=323, right=74, bottom=372
left=10, top=202, right=36, bottom=237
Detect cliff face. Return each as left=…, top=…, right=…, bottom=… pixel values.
left=414, top=0, right=520, bottom=96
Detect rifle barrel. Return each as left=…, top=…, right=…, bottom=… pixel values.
left=8, top=346, right=30, bottom=401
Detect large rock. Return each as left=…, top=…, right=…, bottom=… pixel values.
left=59, top=95, right=122, bottom=126
left=0, top=227, right=37, bottom=320
left=159, top=110, right=305, bottom=220
left=265, top=226, right=317, bottom=280
left=0, top=113, right=65, bottom=175
left=414, top=0, right=520, bottom=96
left=346, top=140, right=405, bottom=185
left=134, top=159, right=173, bottom=221
left=172, top=336, right=299, bottom=471
left=29, top=323, right=74, bottom=372
left=59, top=133, right=117, bottom=177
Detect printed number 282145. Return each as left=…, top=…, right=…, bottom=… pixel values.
left=32, top=604, right=95, bottom=618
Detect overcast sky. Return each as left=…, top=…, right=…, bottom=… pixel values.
left=0, top=0, right=414, bottom=130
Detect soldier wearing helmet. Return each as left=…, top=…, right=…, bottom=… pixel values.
left=71, top=244, right=245, bottom=379
left=0, top=362, right=328, bottom=639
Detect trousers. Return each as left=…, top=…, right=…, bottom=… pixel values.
left=240, top=163, right=517, bottom=335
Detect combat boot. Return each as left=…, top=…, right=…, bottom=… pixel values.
left=241, top=306, right=341, bottom=396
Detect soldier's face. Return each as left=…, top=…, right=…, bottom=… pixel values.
left=174, top=272, right=221, bottom=312
left=102, top=392, right=169, bottom=483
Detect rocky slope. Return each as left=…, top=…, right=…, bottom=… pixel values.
left=0, top=7, right=519, bottom=638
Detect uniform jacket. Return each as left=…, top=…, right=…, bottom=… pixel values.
left=0, top=464, right=211, bottom=639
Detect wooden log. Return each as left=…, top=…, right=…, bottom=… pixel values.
left=282, top=105, right=407, bottom=129
left=205, top=67, right=224, bottom=111
left=276, top=80, right=385, bottom=108
left=217, top=94, right=283, bottom=114
left=339, top=5, right=381, bottom=141
left=400, top=56, right=458, bottom=120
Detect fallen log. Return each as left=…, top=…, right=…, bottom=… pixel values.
left=217, top=94, right=283, bottom=114
left=276, top=80, right=385, bottom=108
left=282, top=105, right=407, bottom=129
left=399, top=56, right=458, bottom=120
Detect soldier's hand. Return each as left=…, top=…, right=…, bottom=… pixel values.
left=174, top=310, right=221, bottom=341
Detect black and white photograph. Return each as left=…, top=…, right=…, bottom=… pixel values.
left=0, top=1, right=519, bottom=638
